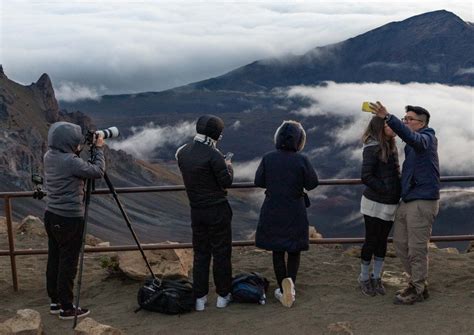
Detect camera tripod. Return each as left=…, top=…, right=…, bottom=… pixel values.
left=73, top=144, right=158, bottom=328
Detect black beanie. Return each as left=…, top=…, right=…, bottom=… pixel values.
left=196, top=115, right=224, bottom=141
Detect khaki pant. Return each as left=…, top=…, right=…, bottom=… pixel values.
left=393, top=200, right=439, bottom=294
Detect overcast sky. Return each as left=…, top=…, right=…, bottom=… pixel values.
left=0, top=1, right=472, bottom=98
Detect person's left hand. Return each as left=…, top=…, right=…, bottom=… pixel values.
left=369, top=101, right=389, bottom=119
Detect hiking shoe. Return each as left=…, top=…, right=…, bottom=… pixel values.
left=216, top=293, right=232, bottom=308
left=281, top=277, right=295, bottom=308
left=59, top=307, right=90, bottom=320
left=393, top=285, right=423, bottom=305
left=358, top=276, right=375, bottom=297
left=371, top=277, right=386, bottom=295
left=49, top=303, right=61, bottom=315
left=195, top=295, right=208, bottom=311
left=396, top=284, right=429, bottom=301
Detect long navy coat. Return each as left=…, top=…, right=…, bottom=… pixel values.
left=254, top=123, right=319, bottom=252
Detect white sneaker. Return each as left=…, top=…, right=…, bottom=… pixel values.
left=281, top=277, right=296, bottom=308
left=274, top=288, right=283, bottom=302
left=216, top=293, right=232, bottom=308
left=195, top=295, right=208, bottom=311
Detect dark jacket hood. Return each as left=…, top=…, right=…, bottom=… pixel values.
left=47, top=122, right=83, bottom=153
left=274, top=121, right=306, bottom=152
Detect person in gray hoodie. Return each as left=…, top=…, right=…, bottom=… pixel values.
left=43, top=122, right=105, bottom=320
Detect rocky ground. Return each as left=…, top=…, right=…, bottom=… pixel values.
left=1, top=216, right=474, bottom=335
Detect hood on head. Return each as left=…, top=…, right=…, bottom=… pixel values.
left=47, top=122, right=83, bottom=153
left=274, top=120, right=306, bottom=152
left=196, top=115, right=224, bottom=141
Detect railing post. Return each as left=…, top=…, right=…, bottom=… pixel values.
left=5, top=197, right=19, bottom=291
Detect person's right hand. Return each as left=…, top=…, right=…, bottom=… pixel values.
left=369, top=101, right=389, bottom=119
left=95, top=135, right=105, bottom=148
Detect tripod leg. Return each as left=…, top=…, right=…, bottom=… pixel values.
left=73, top=178, right=92, bottom=329
left=103, top=172, right=157, bottom=280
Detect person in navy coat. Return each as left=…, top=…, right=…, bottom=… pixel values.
left=254, top=120, right=319, bottom=307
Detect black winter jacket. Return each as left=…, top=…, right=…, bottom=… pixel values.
left=254, top=122, right=319, bottom=252
left=177, top=141, right=233, bottom=208
left=361, top=141, right=401, bottom=205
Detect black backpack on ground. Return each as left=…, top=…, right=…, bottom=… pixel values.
left=136, top=276, right=194, bottom=314
left=231, top=272, right=269, bottom=304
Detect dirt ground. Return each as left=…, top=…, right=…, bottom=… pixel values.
left=1, top=228, right=474, bottom=335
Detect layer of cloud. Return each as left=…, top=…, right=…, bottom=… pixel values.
left=109, top=121, right=195, bottom=159
left=288, top=82, right=474, bottom=174
left=1, top=2, right=472, bottom=94
left=55, top=82, right=103, bottom=102
left=232, top=158, right=262, bottom=181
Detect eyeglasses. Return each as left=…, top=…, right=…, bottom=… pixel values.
left=401, top=116, right=423, bottom=123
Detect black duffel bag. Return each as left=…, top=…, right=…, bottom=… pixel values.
left=136, top=276, right=194, bottom=314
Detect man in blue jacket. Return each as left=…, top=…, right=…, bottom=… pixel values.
left=371, top=102, right=440, bottom=305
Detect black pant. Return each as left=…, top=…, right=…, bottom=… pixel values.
left=191, top=202, right=232, bottom=298
left=44, top=211, right=84, bottom=310
left=361, top=215, right=393, bottom=262
left=272, top=251, right=301, bottom=292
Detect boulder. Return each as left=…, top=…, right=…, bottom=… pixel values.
left=327, top=321, right=353, bottom=334
left=85, top=234, right=103, bottom=247
left=343, top=246, right=361, bottom=258
left=466, top=241, right=474, bottom=253
left=118, top=242, right=193, bottom=280
left=439, top=247, right=459, bottom=254
left=0, top=323, right=12, bottom=334
left=308, top=226, right=323, bottom=239
left=1, top=309, right=43, bottom=335
left=74, top=317, right=123, bottom=335
left=17, top=216, right=46, bottom=237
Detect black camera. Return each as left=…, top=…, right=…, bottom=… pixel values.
left=32, top=174, right=46, bottom=200
left=85, top=127, right=120, bottom=145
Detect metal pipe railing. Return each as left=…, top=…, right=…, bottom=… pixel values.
left=1, top=176, right=473, bottom=292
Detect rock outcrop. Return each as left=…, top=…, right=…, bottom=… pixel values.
left=17, top=215, right=46, bottom=237
left=74, top=317, right=123, bottom=335
left=118, top=242, right=193, bottom=280
left=0, top=309, right=43, bottom=335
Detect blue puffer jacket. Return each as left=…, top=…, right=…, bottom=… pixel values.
left=386, top=115, right=440, bottom=202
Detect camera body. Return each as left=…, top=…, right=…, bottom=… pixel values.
left=32, top=173, right=46, bottom=200
left=85, top=127, right=120, bottom=145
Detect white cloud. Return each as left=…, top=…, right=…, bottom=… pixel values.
left=109, top=121, right=195, bottom=159
left=1, top=2, right=472, bottom=94
left=440, top=187, right=474, bottom=209
left=287, top=82, right=474, bottom=174
left=455, top=68, right=474, bottom=75
left=232, top=158, right=262, bottom=181
left=231, top=120, right=241, bottom=130
left=55, top=82, right=103, bottom=102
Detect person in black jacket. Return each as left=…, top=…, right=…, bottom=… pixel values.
left=358, top=116, right=401, bottom=297
left=254, top=120, right=319, bottom=308
left=176, top=115, right=234, bottom=311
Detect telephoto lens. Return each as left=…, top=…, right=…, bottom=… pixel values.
left=96, top=127, right=120, bottom=139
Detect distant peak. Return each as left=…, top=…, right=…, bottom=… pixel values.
left=35, top=73, right=53, bottom=90
left=0, top=64, right=5, bottom=78
left=404, top=10, right=464, bottom=25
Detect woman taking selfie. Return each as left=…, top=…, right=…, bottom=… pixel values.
left=358, top=116, right=401, bottom=296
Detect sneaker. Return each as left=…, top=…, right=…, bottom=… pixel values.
left=216, top=293, right=232, bottom=308
left=281, top=277, right=296, bottom=308
left=274, top=288, right=283, bottom=302
left=371, top=277, right=386, bottom=295
left=358, top=276, right=376, bottom=297
left=195, top=295, right=208, bottom=311
left=393, top=285, right=423, bottom=305
left=49, top=303, right=61, bottom=315
left=58, top=307, right=90, bottom=320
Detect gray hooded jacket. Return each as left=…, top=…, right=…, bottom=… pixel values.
left=44, top=122, right=105, bottom=217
